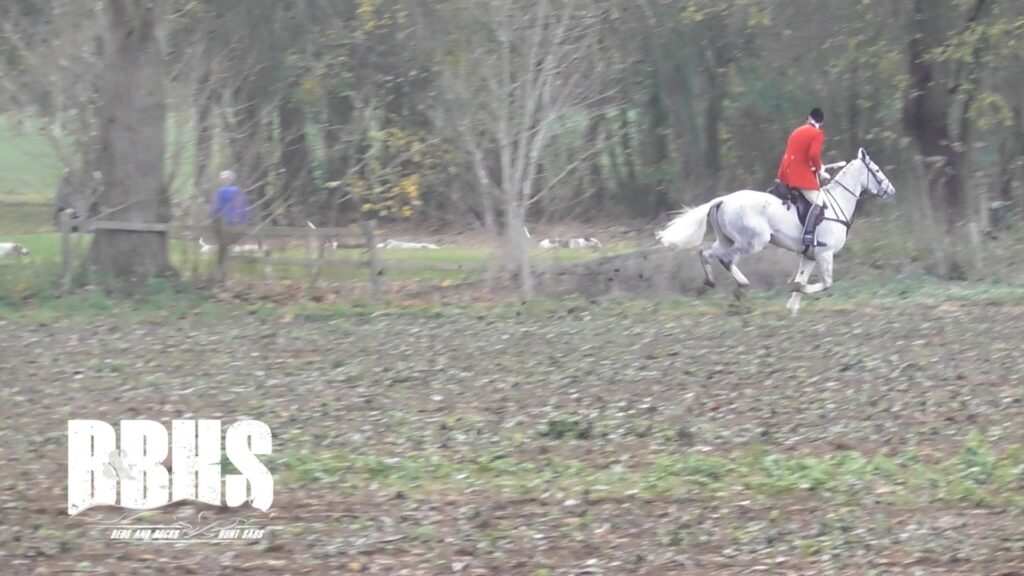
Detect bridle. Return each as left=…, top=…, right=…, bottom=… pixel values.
left=821, top=155, right=887, bottom=230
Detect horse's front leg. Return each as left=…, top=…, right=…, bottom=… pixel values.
left=787, top=256, right=815, bottom=314
left=800, top=252, right=834, bottom=294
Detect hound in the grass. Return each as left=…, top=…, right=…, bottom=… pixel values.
left=232, top=241, right=266, bottom=255
left=0, top=243, right=30, bottom=257
left=308, top=221, right=342, bottom=250
left=569, top=237, right=602, bottom=249
left=198, top=238, right=267, bottom=255
left=376, top=239, right=440, bottom=249
left=538, top=237, right=602, bottom=250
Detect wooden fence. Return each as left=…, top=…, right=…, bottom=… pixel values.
left=60, top=216, right=488, bottom=297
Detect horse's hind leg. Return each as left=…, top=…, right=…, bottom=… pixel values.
left=722, top=258, right=751, bottom=287
left=708, top=204, right=764, bottom=292
left=698, top=245, right=719, bottom=288
left=699, top=206, right=736, bottom=289
left=717, top=230, right=769, bottom=290
left=720, top=250, right=753, bottom=301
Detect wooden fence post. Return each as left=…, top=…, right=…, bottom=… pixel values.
left=60, top=211, right=73, bottom=294
left=307, top=225, right=326, bottom=291
left=187, top=226, right=201, bottom=281
left=361, top=218, right=382, bottom=299
left=214, top=217, right=228, bottom=283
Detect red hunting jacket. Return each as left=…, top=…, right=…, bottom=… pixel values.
left=777, top=122, right=825, bottom=190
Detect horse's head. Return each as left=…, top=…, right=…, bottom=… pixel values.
left=858, top=148, right=895, bottom=199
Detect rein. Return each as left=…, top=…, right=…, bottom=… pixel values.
left=822, top=183, right=855, bottom=229
left=820, top=156, right=877, bottom=230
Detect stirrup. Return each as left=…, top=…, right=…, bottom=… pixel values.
left=802, top=239, right=828, bottom=257
left=802, top=233, right=827, bottom=249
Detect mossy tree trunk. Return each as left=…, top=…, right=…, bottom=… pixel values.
left=88, top=0, right=174, bottom=292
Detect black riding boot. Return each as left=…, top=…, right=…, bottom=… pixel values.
left=802, top=203, right=826, bottom=251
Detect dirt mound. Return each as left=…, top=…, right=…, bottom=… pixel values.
left=535, top=245, right=801, bottom=297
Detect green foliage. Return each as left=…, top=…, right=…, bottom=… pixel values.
left=540, top=417, right=594, bottom=440
left=277, top=436, right=1024, bottom=509
left=347, top=126, right=429, bottom=219
left=958, top=429, right=997, bottom=485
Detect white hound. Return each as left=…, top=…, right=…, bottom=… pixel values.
left=0, top=243, right=30, bottom=257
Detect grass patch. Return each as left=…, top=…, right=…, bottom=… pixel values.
left=0, top=203, right=53, bottom=235
left=276, top=435, right=1024, bottom=508
left=0, top=117, right=62, bottom=204
left=800, top=272, right=1024, bottom=307
left=0, top=275, right=230, bottom=322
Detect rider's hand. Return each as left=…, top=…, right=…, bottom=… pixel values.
left=820, top=171, right=832, bottom=182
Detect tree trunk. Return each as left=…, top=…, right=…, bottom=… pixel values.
left=88, top=0, right=173, bottom=290
left=504, top=196, right=532, bottom=298
left=194, top=64, right=214, bottom=206
left=585, top=114, right=606, bottom=214
left=903, top=0, right=994, bottom=278
left=232, top=77, right=267, bottom=221
left=703, top=55, right=723, bottom=190
left=279, top=76, right=311, bottom=218
left=847, top=58, right=861, bottom=153
left=903, top=0, right=963, bottom=277
left=617, top=107, right=638, bottom=192
left=224, top=0, right=277, bottom=223
left=323, top=91, right=354, bottom=225
left=644, top=88, right=672, bottom=216
left=903, top=0, right=985, bottom=230
left=1007, top=102, right=1024, bottom=203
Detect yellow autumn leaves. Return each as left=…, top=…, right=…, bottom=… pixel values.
left=347, top=126, right=429, bottom=219
left=358, top=173, right=422, bottom=219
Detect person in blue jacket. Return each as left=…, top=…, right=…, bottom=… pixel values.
left=211, top=170, right=251, bottom=225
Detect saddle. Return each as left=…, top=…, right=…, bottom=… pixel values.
left=766, top=180, right=821, bottom=226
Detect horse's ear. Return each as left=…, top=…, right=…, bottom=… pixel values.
left=858, top=147, right=867, bottom=160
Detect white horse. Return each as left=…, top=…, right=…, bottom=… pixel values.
left=657, top=148, right=895, bottom=314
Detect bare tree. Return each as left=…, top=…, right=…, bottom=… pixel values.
left=419, top=0, right=610, bottom=296
left=0, top=2, right=105, bottom=195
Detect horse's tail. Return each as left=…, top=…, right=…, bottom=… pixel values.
left=656, top=200, right=718, bottom=248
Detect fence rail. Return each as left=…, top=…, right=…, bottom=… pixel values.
left=90, top=220, right=354, bottom=238
left=60, top=217, right=484, bottom=297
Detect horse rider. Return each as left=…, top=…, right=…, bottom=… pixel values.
left=777, top=107, right=828, bottom=250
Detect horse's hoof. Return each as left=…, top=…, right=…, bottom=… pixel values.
left=704, top=279, right=716, bottom=289
left=732, top=285, right=749, bottom=301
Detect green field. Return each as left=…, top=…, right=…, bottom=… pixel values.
left=0, top=112, right=209, bottom=235
left=0, top=117, right=62, bottom=237
left=0, top=117, right=62, bottom=203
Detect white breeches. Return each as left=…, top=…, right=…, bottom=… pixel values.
left=799, top=189, right=823, bottom=206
